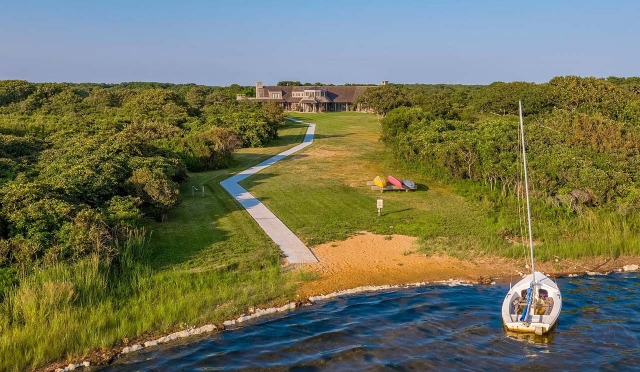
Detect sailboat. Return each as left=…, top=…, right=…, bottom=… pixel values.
left=501, top=101, right=562, bottom=335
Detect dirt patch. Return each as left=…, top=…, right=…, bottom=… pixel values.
left=296, top=232, right=511, bottom=298
left=304, top=149, right=342, bottom=160
left=295, top=232, right=640, bottom=298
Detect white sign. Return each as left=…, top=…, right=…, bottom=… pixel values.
left=377, top=199, right=383, bottom=209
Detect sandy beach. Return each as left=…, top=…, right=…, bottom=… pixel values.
left=295, top=232, right=639, bottom=298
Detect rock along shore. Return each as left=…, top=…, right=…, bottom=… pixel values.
left=40, top=262, right=639, bottom=371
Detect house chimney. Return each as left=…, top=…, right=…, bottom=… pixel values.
left=256, top=82, right=263, bottom=98
left=381, top=80, right=388, bottom=86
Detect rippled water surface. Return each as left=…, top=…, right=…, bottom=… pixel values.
left=100, top=273, right=640, bottom=371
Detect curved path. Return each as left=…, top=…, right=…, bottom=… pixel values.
left=220, top=119, right=319, bottom=263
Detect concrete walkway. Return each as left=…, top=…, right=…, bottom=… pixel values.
left=220, top=119, right=319, bottom=263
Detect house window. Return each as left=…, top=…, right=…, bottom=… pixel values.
left=271, top=93, right=279, bottom=99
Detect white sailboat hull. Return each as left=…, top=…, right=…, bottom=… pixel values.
left=501, top=272, right=562, bottom=335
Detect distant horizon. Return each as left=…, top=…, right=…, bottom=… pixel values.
left=2, top=1, right=638, bottom=85
left=3, top=74, right=640, bottom=87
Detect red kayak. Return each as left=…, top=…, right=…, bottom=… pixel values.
left=387, top=175, right=403, bottom=188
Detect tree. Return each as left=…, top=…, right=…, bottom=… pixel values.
left=171, top=128, right=241, bottom=171
left=0, top=80, right=34, bottom=106
left=470, top=81, right=551, bottom=116
left=104, top=195, right=142, bottom=235
left=122, top=88, right=188, bottom=125
left=185, top=86, right=209, bottom=109
left=128, top=168, right=179, bottom=220
left=380, top=106, right=430, bottom=145
left=262, top=101, right=285, bottom=127
left=85, top=88, right=123, bottom=108
left=356, top=85, right=410, bottom=118
left=277, top=81, right=302, bottom=86
left=62, top=208, right=114, bottom=259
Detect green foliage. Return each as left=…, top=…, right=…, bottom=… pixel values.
left=377, top=76, right=640, bottom=261
left=170, top=127, right=241, bottom=171
left=104, top=195, right=142, bottom=232
left=0, top=80, right=284, bottom=270
left=356, top=84, right=410, bottom=116
left=184, top=86, right=209, bottom=109
left=200, top=100, right=284, bottom=147
left=0, top=80, right=35, bottom=106
left=128, top=168, right=179, bottom=218
left=0, top=267, right=17, bottom=300
left=471, top=81, right=552, bottom=116
left=0, top=122, right=303, bottom=370
left=122, top=88, right=189, bottom=126
left=277, top=80, right=302, bottom=86
left=0, top=134, right=45, bottom=186
left=547, top=76, right=630, bottom=120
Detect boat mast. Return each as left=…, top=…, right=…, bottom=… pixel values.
left=519, top=101, right=536, bottom=283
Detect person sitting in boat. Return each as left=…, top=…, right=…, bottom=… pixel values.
left=513, top=289, right=530, bottom=314
left=535, top=289, right=549, bottom=315
left=546, top=297, right=554, bottom=315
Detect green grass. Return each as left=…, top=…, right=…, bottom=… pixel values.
left=241, top=112, right=507, bottom=257
left=242, top=112, right=640, bottom=261
left=0, top=121, right=310, bottom=371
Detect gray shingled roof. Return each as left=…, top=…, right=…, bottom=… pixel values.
left=260, top=85, right=372, bottom=103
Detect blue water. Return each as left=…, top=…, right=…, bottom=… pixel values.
left=100, top=273, right=640, bottom=371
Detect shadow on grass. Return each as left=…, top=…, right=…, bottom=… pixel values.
left=147, top=176, right=253, bottom=269
left=278, top=132, right=350, bottom=142
left=238, top=172, right=279, bottom=190
left=272, top=133, right=307, bottom=146
left=313, top=133, right=353, bottom=140
left=382, top=208, right=413, bottom=216
left=286, top=153, right=309, bottom=161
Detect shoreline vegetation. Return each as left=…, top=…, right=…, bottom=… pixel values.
left=0, top=77, right=639, bottom=371
left=42, top=260, right=640, bottom=371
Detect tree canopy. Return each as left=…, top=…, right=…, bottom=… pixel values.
left=380, top=76, right=640, bottom=214
left=0, top=81, right=285, bottom=269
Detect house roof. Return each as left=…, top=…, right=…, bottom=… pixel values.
left=260, top=85, right=372, bottom=103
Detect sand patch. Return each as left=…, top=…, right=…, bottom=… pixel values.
left=295, top=232, right=640, bottom=298
left=295, top=232, right=516, bottom=298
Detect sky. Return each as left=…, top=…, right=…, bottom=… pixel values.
left=1, top=0, right=638, bottom=86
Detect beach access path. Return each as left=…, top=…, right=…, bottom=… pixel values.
left=220, top=118, right=318, bottom=263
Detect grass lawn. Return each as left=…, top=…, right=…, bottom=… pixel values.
left=241, top=112, right=506, bottom=256
left=148, top=119, right=311, bottom=270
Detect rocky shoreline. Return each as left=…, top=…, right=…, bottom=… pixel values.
left=39, top=264, right=640, bottom=372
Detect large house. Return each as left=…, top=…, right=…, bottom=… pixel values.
left=238, top=81, right=387, bottom=112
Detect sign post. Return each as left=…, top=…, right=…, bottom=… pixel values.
left=377, top=199, right=383, bottom=216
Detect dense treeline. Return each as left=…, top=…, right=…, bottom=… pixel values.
left=0, top=81, right=284, bottom=273
left=277, top=81, right=334, bottom=86
left=376, top=76, right=640, bottom=242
